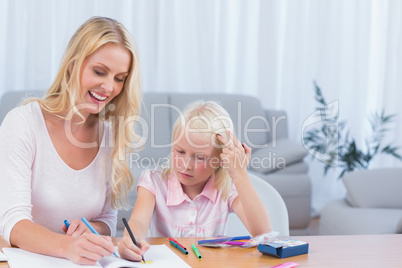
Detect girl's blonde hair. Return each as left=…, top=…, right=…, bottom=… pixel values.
left=24, top=16, right=142, bottom=209
left=164, top=100, right=235, bottom=200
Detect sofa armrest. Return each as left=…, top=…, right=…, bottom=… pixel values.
left=344, top=168, right=402, bottom=209
left=320, top=199, right=402, bottom=235
left=264, top=109, right=288, bottom=142
left=249, top=139, right=307, bottom=174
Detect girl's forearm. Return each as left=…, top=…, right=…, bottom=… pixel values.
left=126, top=218, right=149, bottom=241
left=232, top=174, right=272, bottom=236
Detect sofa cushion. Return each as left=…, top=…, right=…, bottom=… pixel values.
left=130, top=93, right=172, bottom=170
left=168, top=93, right=269, bottom=147
left=272, top=161, right=308, bottom=175
left=264, top=109, right=288, bottom=142
left=0, top=91, right=45, bottom=124
left=257, top=173, right=311, bottom=199
left=248, top=139, right=307, bottom=174
left=344, top=168, right=402, bottom=209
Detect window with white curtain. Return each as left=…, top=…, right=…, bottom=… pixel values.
left=1, top=0, right=401, bottom=214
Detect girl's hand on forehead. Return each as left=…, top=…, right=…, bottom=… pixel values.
left=217, top=131, right=251, bottom=178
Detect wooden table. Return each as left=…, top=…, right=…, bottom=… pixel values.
left=1, top=234, right=401, bottom=267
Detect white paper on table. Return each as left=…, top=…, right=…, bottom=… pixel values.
left=100, top=245, right=191, bottom=268
left=2, top=247, right=99, bottom=268
left=0, top=251, right=8, bottom=261
left=2, top=245, right=191, bottom=268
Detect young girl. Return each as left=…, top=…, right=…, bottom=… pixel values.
left=0, top=17, right=142, bottom=265
left=118, top=100, right=272, bottom=261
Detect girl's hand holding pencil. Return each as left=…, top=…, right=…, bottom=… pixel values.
left=117, top=219, right=150, bottom=262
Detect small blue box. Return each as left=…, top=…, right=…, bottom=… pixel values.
left=258, top=239, right=309, bottom=258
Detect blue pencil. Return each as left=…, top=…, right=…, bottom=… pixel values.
left=81, top=217, right=118, bottom=258
left=64, top=220, right=70, bottom=229
left=198, top=235, right=251, bottom=244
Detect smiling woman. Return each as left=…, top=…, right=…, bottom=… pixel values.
left=79, top=43, right=131, bottom=116
left=0, top=16, right=142, bottom=265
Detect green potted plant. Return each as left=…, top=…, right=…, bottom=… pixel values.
left=303, top=82, right=402, bottom=179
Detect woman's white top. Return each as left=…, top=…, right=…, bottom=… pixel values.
left=0, top=102, right=117, bottom=244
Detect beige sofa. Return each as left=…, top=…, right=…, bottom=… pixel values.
left=0, top=91, right=312, bottom=235
left=319, top=168, right=402, bottom=235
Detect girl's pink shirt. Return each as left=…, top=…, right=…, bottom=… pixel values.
left=138, top=169, right=238, bottom=237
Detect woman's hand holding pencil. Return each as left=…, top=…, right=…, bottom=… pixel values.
left=62, top=218, right=91, bottom=237
left=61, top=218, right=116, bottom=265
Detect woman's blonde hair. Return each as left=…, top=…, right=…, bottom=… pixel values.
left=24, top=16, right=142, bottom=209
left=164, top=100, right=235, bottom=200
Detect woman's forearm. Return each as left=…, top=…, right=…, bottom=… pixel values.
left=92, top=221, right=112, bottom=236
left=10, top=219, right=73, bottom=258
